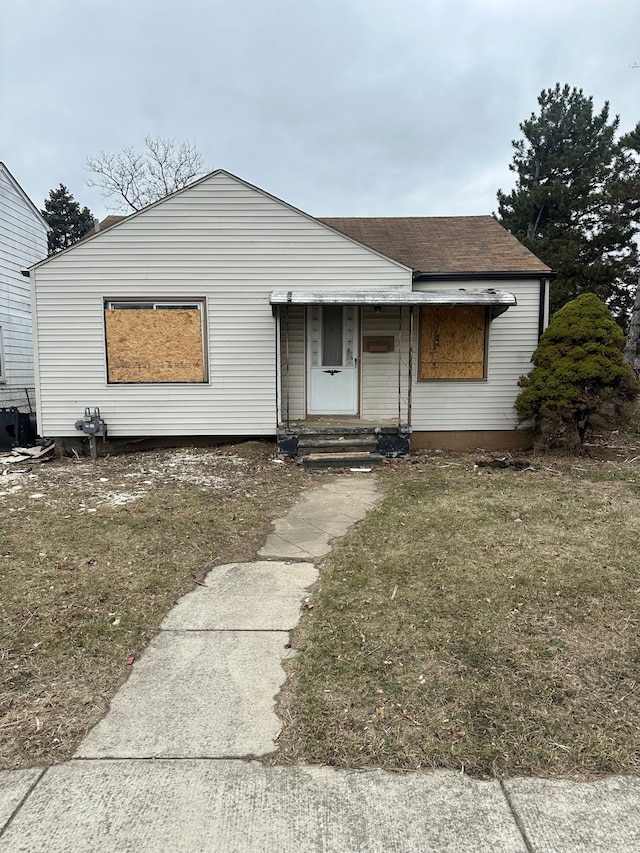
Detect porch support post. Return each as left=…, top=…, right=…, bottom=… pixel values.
left=397, top=305, right=403, bottom=428
left=408, top=304, right=414, bottom=428
left=285, top=303, right=291, bottom=430
left=275, top=306, right=281, bottom=428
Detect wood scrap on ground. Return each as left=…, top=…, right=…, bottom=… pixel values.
left=1, top=442, right=54, bottom=467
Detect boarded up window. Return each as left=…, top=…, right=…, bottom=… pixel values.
left=419, top=306, right=487, bottom=380
left=105, top=301, right=206, bottom=383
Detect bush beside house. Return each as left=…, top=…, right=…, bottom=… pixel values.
left=516, top=293, right=639, bottom=451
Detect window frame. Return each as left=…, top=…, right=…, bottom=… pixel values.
left=103, top=298, right=208, bottom=385
left=417, top=305, right=489, bottom=382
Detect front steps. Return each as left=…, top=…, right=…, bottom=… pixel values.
left=299, top=435, right=383, bottom=470
left=277, top=424, right=411, bottom=469
left=302, top=452, right=384, bottom=470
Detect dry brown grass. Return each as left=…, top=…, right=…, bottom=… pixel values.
left=275, top=449, right=640, bottom=778
left=5, top=436, right=640, bottom=779
left=0, top=442, right=308, bottom=770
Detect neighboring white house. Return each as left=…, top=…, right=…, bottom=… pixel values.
left=0, top=163, right=48, bottom=412
left=28, top=170, right=551, bottom=453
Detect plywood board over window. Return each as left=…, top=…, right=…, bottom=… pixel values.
left=419, top=305, right=487, bottom=380
left=105, top=301, right=206, bottom=383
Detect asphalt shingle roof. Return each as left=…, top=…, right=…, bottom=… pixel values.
left=79, top=209, right=551, bottom=278
left=318, top=215, right=551, bottom=276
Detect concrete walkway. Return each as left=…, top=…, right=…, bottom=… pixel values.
left=1, top=474, right=639, bottom=852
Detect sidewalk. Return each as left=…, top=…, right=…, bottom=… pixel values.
left=1, top=474, right=639, bottom=852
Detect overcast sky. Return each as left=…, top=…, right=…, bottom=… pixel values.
left=2, top=0, right=638, bottom=221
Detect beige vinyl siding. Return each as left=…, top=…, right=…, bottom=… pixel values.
left=279, top=305, right=305, bottom=421
left=280, top=306, right=412, bottom=422
left=0, top=166, right=48, bottom=408
left=276, top=288, right=539, bottom=430
left=32, top=172, right=410, bottom=436
left=360, top=306, right=411, bottom=421
left=410, top=279, right=541, bottom=431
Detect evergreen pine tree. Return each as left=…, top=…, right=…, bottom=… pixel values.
left=42, top=185, right=94, bottom=255
left=497, top=84, right=640, bottom=320
left=515, top=293, right=638, bottom=451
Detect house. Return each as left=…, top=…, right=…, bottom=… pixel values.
left=28, top=170, right=551, bottom=457
left=0, top=163, right=48, bottom=413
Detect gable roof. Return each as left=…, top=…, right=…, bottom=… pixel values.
left=0, top=162, right=49, bottom=230
left=31, top=170, right=411, bottom=273
left=318, top=216, right=551, bottom=277
left=27, top=169, right=550, bottom=279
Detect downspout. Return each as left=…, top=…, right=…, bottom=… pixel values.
left=538, top=277, right=547, bottom=339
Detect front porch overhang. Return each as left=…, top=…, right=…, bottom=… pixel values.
left=270, top=288, right=517, bottom=319
left=271, top=288, right=517, bottom=434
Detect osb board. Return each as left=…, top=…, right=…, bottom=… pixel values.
left=420, top=360, right=484, bottom=380
left=105, top=309, right=205, bottom=383
left=419, top=306, right=486, bottom=380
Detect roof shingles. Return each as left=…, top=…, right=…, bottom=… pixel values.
left=318, top=215, right=551, bottom=276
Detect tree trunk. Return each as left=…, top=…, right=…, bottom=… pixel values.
left=624, top=278, right=640, bottom=368
left=526, top=161, right=542, bottom=241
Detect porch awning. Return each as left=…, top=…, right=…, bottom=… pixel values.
left=270, top=289, right=517, bottom=317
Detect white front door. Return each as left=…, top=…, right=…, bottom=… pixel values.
left=307, top=305, right=359, bottom=415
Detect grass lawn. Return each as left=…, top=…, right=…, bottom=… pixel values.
left=275, top=451, right=640, bottom=778
left=4, top=440, right=640, bottom=779
left=0, top=443, right=307, bottom=770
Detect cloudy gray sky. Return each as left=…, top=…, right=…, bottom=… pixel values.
left=2, top=0, right=638, bottom=221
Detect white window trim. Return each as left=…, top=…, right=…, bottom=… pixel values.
left=106, top=301, right=203, bottom=311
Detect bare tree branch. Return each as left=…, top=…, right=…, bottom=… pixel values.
left=86, top=136, right=206, bottom=212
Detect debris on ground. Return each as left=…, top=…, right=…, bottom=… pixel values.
left=474, top=454, right=537, bottom=471
left=1, top=440, right=54, bottom=468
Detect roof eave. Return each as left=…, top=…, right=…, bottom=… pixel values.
left=412, top=269, right=553, bottom=281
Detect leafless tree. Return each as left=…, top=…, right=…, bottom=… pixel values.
left=86, top=136, right=206, bottom=212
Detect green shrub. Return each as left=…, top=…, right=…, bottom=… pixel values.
left=515, top=293, right=639, bottom=451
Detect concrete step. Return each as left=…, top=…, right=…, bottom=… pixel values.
left=298, top=435, right=377, bottom=454
left=302, top=452, right=384, bottom=470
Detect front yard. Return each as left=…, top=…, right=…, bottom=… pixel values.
left=275, top=449, right=640, bottom=778
left=2, top=440, right=640, bottom=778
left=0, top=443, right=307, bottom=769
